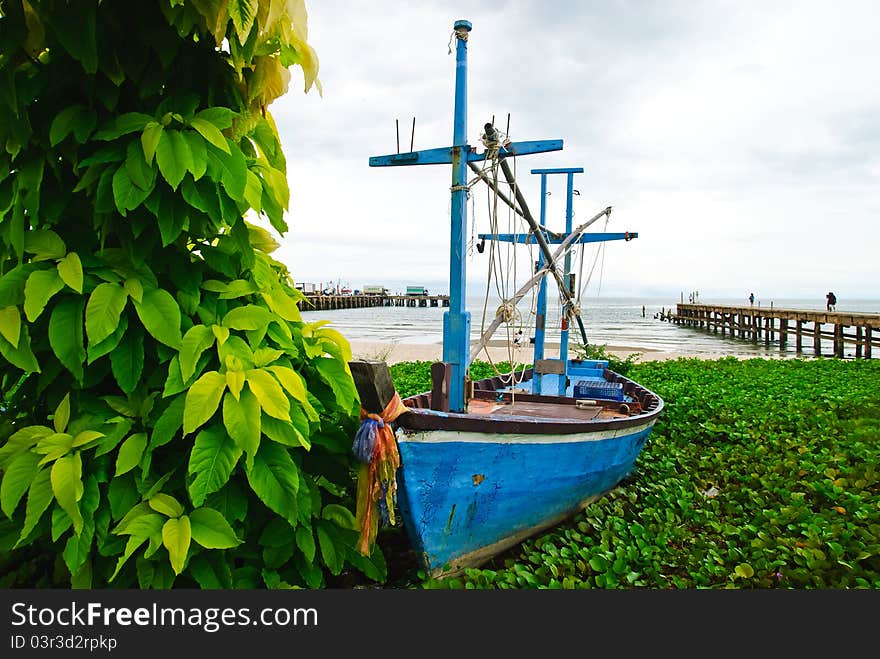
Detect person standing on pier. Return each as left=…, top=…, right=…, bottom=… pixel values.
left=749, top=292, right=755, bottom=306
left=826, top=291, right=836, bottom=311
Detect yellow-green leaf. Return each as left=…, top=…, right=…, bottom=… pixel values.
left=734, top=563, right=755, bottom=578
left=162, top=516, right=191, bottom=575
left=0, top=306, right=21, bottom=348
left=51, top=453, right=84, bottom=535
left=24, top=229, right=66, bottom=261
left=54, top=394, right=71, bottom=434
left=261, top=288, right=301, bottom=322
left=149, top=493, right=184, bottom=518
left=190, top=117, right=230, bottom=154
left=115, top=432, right=147, bottom=476
left=141, top=122, right=163, bottom=165
left=226, top=369, right=245, bottom=400
left=222, top=390, right=261, bottom=468
left=246, top=369, right=289, bottom=421
left=267, top=365, right=307, bottom=403
left=179, top=324, right=215, bottom=382
left=190, top=507, right=241, bottom=549
left=72, top=430, right=104, bottom=448
left=85, top=282, right=128, bottom=345
left=123, top=278, right=143, bottom=303
left=57, top=252, right=83, bottom=293
left=133, top=288, right=182, bottom=350
left=183, top=371, right=227, bottom=435
left=24, top=268, right=64, bottom=322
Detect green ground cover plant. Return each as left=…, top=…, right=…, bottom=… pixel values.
left=390, top=356, right=880, bottom=589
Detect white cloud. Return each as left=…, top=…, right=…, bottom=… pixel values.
left=268, top=1, right=880, bottom=300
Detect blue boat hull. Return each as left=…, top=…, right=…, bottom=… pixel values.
left=395, top=418, right=656, bottom=575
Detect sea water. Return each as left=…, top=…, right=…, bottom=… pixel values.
left=301, top=295, right=880, bottom=360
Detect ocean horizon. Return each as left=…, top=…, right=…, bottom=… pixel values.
left=301, top=295, right=880, bottom=360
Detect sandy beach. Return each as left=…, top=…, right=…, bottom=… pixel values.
left=348, top=339, right=736, bottom=365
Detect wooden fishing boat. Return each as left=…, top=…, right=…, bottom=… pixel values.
left=350, top=19, right=664, bottom=577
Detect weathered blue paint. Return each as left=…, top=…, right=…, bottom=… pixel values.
left=475, top=232, right=637, bottom=244
left=443, top=20, right=472, bottom=412
left=559, top=169, right=577, bottom=393
left=531, top=171, right=549, bottom=395
left=368, top=139, right=563, bottom=168
left=396, top=422, right=654, bottom=573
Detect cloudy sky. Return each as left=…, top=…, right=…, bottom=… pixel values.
left=267, top=1, right=879, bottom=301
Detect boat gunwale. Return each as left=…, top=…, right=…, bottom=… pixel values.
left=397, top=366, right=664, bottom=435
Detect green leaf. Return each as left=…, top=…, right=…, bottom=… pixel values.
left=0, top=426, right=52, bottom=470
left=87, top=313, right=128, bottom=364
left=54, top=394, right=71, bottom=434
left=0, top=322, right=40, bottom=373
left=183, top=371, right=227, bottom=435
left=179, top=324, right=215, bottom=382
left=268, top=365, right=308, bottom=403
left=156, top=129, right=191, bottom=190
left=110, top=325, right=144, bottom=394
left=245, top=442, right=299, bottom=526
left=112, top=164, right=152, bottom=215
left=0, top=265, right=32, bottom=308
left=194, top=107, right=236, bottom=130
left=1, top=451, right=41, bottom=518
left=49, top=297, right=86, bottom=382
left=133, top=288, right=182, bottom=349
left=149, top=493, right=184, bottom=518
left=206, top=141, right=247, bottom=202
left=115, top=432, right=147, bottom=476
left=86, top=282, right=128, bottom=345
left=57, top=252, right=84, bottom=293
left=187, top=426, right=242, bottom=507
left=141, top=122, right=163, bottom=165
left=183, top=130, right=208, bottom=180
left=735, top=563, right=755, bottom=578
left=124, top=139, right=156, bottom=190
left=190, top=118, right=230, bottom=154
left=190, top=507, right=242, bottom=549
left=0, top=305, right=21, bottom=347
left=71, top=430, right=104, bottom=448
left=295, top=525, right=316, bottom=562
left=222, top=304, right=271, bottom=331
left=17, top=468, right=53, bottom=545
left=94, top=112, right=154, bottom=141
left=228, top=0, right=259, bottom=44
left=24, top=268, right=64, bottom=322
left=244, top=169, right=262, bottom=212
left=316, top=358, right=358, bottom=409
left=109, top=513, right=165, bottom=581
left=162, top=516, right=191, bottom=575
left=322, top=504, right=357, bottom=531
left=51, top=453, right=84, bottom=535
left=123, top=278, right=143, bottom=303
left=50, top=105, right=87, bottom=146
left=24, top=230, right=66, bottom=261
left=316, top=523, right=341, bottom=575
left=222, top=390, right=261, bottom=468
left=246, top=369, right=290, bottom=421
left=150, top=394, right=185, bottom=450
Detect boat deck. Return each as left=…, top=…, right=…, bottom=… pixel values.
left=467, top=397, right=627, bottom=421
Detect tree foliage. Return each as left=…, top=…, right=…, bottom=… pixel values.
left=0, top=0, right=383, bottom=588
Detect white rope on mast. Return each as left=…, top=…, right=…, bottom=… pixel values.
left=470, top=206, right=612, bottom=362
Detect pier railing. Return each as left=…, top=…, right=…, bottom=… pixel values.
left=297, top=293, right=450, bottom=312
left=667, top=303, right=877, bottom=358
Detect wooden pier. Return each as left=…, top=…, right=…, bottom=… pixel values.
left=667, top=304, right=878, bottom=358
left=297, top=293, right=450, bottom=311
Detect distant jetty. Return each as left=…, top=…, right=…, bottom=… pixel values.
left=297, top=292, right=450, bottom=311
left=666, top=303, right=877, bottom=358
